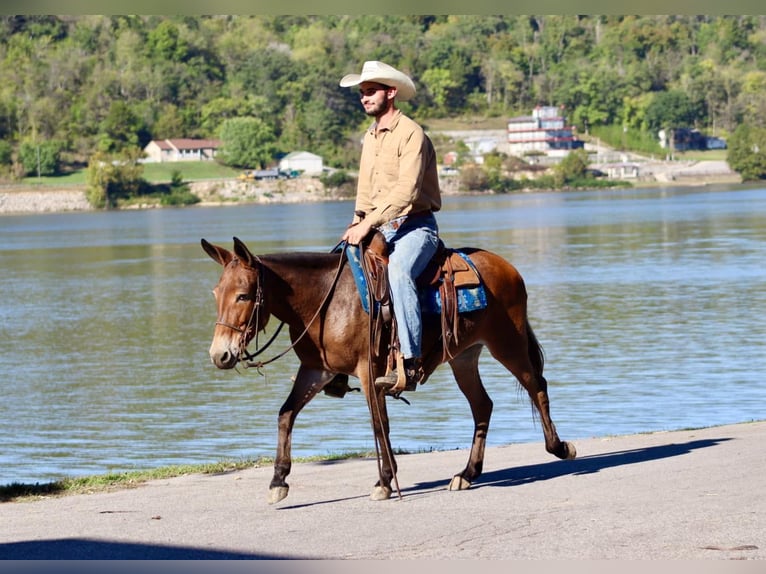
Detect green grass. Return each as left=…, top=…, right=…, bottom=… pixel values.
left=21, top=161, right=242, bottom=187
left=140, top=161, right=242, bottom=182
left=673, top=149, right=729, bottom=161
left=0, top=451, right=384, bottom=503
left=424, top=116, right=509, bottom=131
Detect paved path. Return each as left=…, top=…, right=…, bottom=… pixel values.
left=1, top=421, right=763, bottom=560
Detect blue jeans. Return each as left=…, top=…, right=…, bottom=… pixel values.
left=378, top=213, right=439, bottom=359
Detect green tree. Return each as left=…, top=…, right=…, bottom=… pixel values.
left=98, top=101, right=149, bottom=153
left=0, top=140, right=13, bottom=166
left=644, top=90, right=702, bottom=153
left=421, top=68, right=457, bottom=112
left=727, top=124, right=766, bottom=181
left=218, top=117, right=278, bottom=168
left=18, top=140, right=63, bottom=176
left=553, top=148, right=589, bottom=186
left=738, top=70, right=766, bottom=129
left=86, top=147, right=148, bottom=208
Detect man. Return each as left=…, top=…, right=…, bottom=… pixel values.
left=339, top=60, right=442, bottom=391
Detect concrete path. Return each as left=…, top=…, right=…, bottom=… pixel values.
left=1, top=421, right=763, bottom=560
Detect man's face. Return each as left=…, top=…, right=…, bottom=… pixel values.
left=359, top=82, right=392, bottom=117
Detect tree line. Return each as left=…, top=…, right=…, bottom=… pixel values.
left=2, top=14, right=766, bottom=183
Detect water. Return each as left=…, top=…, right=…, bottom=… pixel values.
left=1, top=184, right=765, bottom=484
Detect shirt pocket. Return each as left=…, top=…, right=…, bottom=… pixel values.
left=381, top=155, right=399, bottom=178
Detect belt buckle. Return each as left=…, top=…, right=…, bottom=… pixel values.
left=388, top=215, right=406, bottom=231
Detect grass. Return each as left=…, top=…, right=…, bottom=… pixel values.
left=673, top=149, right=729, bottom=161
left=0, top=451, right=382, bottom=503
left=20, top=161, right=242, bottom=187
left=423, top=115, right=509, bottom=131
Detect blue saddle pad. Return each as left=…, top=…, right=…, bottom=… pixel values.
left=344, top=244, right=487, bottom=315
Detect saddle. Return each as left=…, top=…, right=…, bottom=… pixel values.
left=359, top=231, right=481, bottom=367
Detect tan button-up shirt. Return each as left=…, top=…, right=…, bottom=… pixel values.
left=353, top=110, right=442, bottom=228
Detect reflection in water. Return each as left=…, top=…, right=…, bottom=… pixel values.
left=1, top=185, right=765, bottom=484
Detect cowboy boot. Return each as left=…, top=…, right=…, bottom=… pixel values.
left=374, top=357, right=423, bottom=392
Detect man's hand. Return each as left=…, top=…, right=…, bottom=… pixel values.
left=342, top=218, right=374, bottom=245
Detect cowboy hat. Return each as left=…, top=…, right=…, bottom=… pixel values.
left=339, top=61, right=416, bottom=101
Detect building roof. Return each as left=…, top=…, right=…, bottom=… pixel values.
left=281, top=150, right=321, bottom=160
left=150, top=139, right=222, bottom=151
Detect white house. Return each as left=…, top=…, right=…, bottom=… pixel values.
left=278, top=151, right=323, bottom=175
left=143, top=139, right=222, bottom=163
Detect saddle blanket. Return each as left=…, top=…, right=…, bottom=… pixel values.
left=345, top=244, right=488, bottom=315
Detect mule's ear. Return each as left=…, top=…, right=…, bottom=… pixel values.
left=232, top=236, right=257, bottom=267
left=201, top=238, right=233, bottom=266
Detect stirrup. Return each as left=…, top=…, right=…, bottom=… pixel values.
left=323, top=373, right=359, bottom=398
left=374, top=369, right=418, bottom=392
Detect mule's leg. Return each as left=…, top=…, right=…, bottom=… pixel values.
left=365, top=376, right=397, bottom=501
left=268, top=366, right=335, bottom=504
left=447, top=345, right=492, bottom=491
left=525, top=372, right=576, bottom=460
left=487, top=326, right=576, bottom=462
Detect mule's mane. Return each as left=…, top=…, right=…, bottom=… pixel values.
left=258, top=250, right=342, bottom=271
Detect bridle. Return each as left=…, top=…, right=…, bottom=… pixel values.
left=214, top=259, right=281, bottom=362
left=214, top=251, right=346, bottom=370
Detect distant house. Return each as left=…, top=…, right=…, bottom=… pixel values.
left=658, top=129, right=726, bottom=151
left=507, top=105, right=584, bottom=157
left=278, top=151, right=323, bottom=175
left=143, top=139, right=222, bottom=163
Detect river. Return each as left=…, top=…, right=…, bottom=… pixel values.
left=1, top=183, right=764, bottom=485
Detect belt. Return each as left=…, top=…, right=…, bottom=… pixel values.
left=385, top=210, right=433, bottom=231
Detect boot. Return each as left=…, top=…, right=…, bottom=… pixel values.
left=374, top=358, right=422, bottom=392
left=323, top=373, right=359, bottom=398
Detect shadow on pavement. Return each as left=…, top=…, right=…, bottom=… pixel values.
left=410, top=436, right=732, bottom=492
left=0, top=538, right=305, bottom=560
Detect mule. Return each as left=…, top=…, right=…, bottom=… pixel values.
left=202, top=236, right=576, bottom=504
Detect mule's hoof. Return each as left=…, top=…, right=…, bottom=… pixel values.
left=268, top=485, right=289, bottom=504
left=448, top=475, right=471, bottom=491
left=370, top=485, right=392, bottom=500
left=564, top=441, right=577, bottom=459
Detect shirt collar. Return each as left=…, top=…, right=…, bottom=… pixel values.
left=368, top=109, right=402, bottom=135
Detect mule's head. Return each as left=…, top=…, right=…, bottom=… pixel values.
left=201, top=237, right=268, bottom=369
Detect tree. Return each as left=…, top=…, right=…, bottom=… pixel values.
left=727, top=124, right=766, bottom=181
left=86, top=147, right=148, bottom=208
left=554, top=148, right=589, bottom=186
left=18, top=140, right=63, bottom=176
left=218, top=117, right=278, bottom=168
left=0, top=140, right=11, bottom=166
left=644, top=90, right=702, bottom=153
left=98, top=101, right=149, bottom=153
left=421, top=68, right=457, bottom=113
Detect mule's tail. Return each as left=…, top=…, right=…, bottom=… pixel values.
left=526, top=318, right=545, bottom=378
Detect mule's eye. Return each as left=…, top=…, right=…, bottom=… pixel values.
left=236, top=293, right=251, bottom=302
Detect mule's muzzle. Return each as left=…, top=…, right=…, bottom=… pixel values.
left=211, top=350, right=239, bottom=369
left=209, top=337, right=241, bottom=369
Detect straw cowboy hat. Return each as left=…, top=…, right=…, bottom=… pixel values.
left=339, top=61, right=416, bottom=101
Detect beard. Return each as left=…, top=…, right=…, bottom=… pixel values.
left=364, top=96, right=392, bottom=118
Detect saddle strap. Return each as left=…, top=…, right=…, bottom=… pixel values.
left=439, top=256, right=460, bottom=361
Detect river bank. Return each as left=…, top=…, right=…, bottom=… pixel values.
left=0, top=159, right=742, bottom=216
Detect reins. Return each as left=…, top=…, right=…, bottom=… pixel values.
left=231, top=251, right=347, bottom=370
left=359, top=247, right=404, bottom=501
